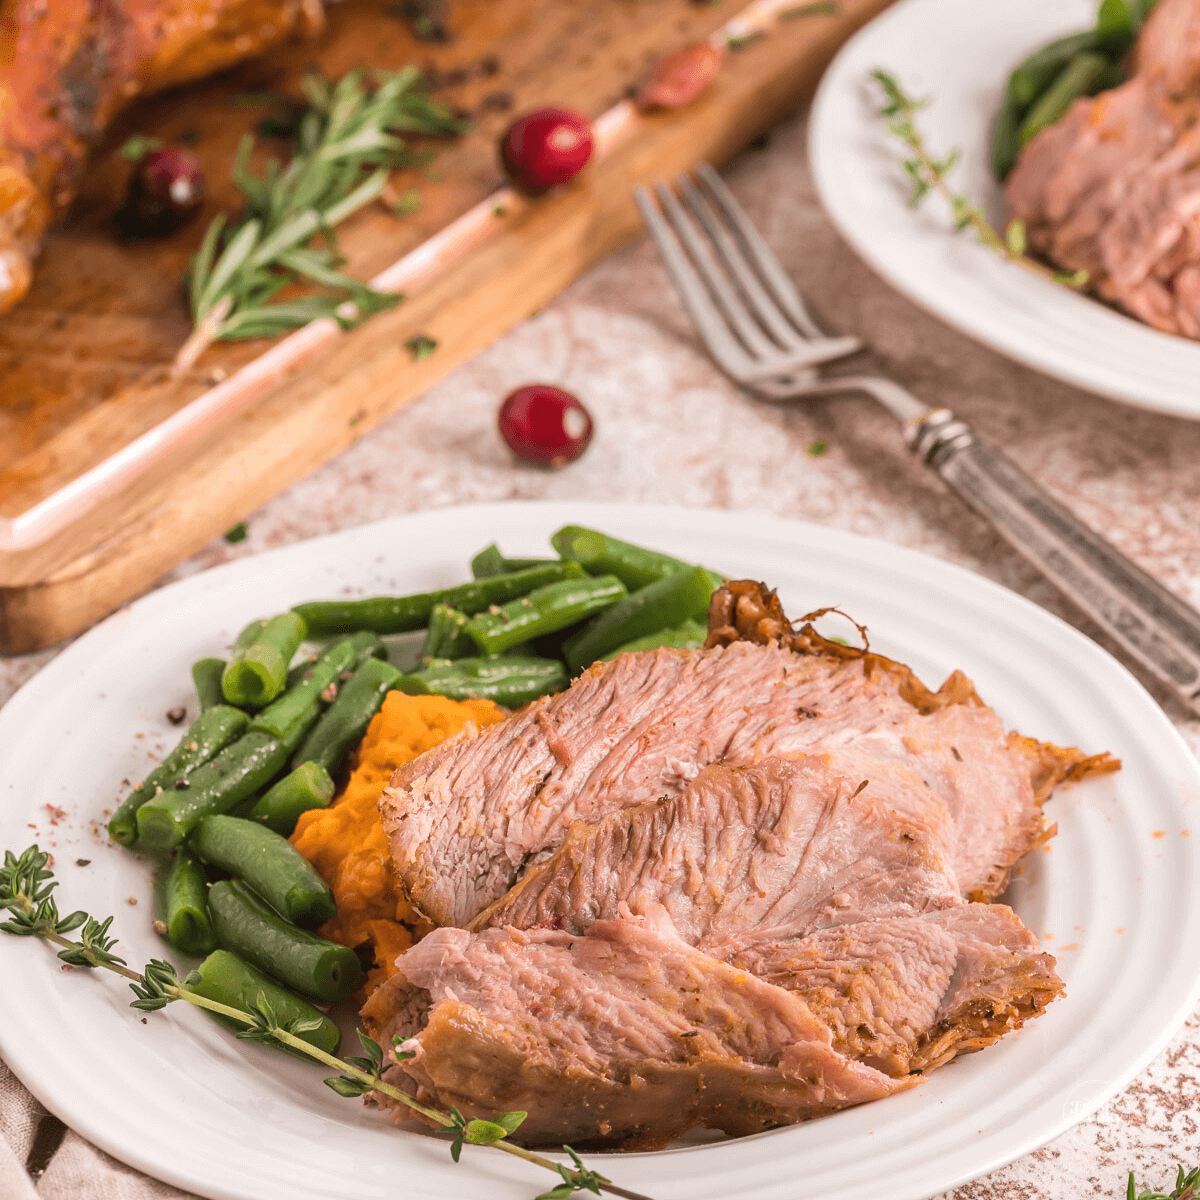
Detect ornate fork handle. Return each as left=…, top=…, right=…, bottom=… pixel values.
left=910, top=408, right=1200, bottom=715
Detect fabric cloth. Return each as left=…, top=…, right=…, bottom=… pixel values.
left=2, top=1061, right=191, bottom=1200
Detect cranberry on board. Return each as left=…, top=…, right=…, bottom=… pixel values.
left=498, top=385, right=593, bottom=466
left=119, top=147, right=205, bottom=237
left=500, top=108, right=593, bottom=193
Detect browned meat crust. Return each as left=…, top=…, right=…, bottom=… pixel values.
left=732, top=904, right=1064, bottom=1077
left=0, top=0, right=324, bottom=313
left=705, top=578, right=1119, bottom=902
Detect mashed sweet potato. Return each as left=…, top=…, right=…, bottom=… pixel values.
left=290, top=691, right=505, bottom=994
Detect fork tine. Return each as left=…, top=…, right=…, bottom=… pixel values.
left=694, top=162, right=833, bottom=343
left=652, top=182, right=859, bottom=378
left=653, top=182, right=781, bottom=363
left=675, top=174, right=808, bottom=353
left=633, top=187, right=757, bottom=381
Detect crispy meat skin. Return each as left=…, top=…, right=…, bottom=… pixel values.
left=730, top=904, right=1064, bottom=1077
left=1004, top=0, right=1200, bottom=337
left=0, top=0, right=322, bottom=312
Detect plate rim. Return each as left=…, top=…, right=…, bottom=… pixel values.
left=1, top=499, right=1198, bottom=1200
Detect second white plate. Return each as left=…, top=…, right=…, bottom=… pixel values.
left=809, top=0, right=1200, bottom=420
left=0, top=502, right=1198, bottom=1200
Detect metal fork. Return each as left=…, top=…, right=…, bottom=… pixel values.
left=635, top=163, right=1200, bottom=718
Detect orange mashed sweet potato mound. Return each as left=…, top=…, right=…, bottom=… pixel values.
left=290, top=691, right=505, bottom=995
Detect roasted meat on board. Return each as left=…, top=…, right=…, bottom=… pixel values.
left=362, top=580, right=1117, bottom=1149
left=0, top=0, right=325, bottom=313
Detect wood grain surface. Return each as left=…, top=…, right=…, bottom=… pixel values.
left=0, top=0, right=893, bottom=652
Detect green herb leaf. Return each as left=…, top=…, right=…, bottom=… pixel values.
left=119, top=135, right=164, bottom=161
left=358, top=1029, right=385, bottom=1072
left=175, top=67, right=464, bottom=372
left=324, top=1075, right=372, bottom=1097
left=491, top=1110, right=528, bottom=1134
left=780, top=1, right=838, bottom=17
left=872, top=69, right=1100, bottom=293
left=1, top=844, right=655, bottom=1200
left=1005, top=218, right=1028, bottom=257
left=224, top=522, right=248, bottom=544
left=462, top=1119, right=509, bottom=1145
left=405, top=333, right=437, bottom=360
left=391, top=188, right=423, bottom=216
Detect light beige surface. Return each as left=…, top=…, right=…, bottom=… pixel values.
left=1, top=104, right=1198, bottom=1198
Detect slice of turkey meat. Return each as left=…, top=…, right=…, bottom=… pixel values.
left=1005, top=0, right=1200, bottom=337
left=364, top=581, right=1115, bottom=1148
left=382, top=640, right=1098, bottom=929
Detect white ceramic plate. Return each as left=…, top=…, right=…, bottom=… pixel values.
left=1, top=502, right=1198, bottom=1200
left=808, top=0, right=1200, bottom=420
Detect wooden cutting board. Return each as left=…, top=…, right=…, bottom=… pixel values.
left=0, top=0, right=893, bottom=654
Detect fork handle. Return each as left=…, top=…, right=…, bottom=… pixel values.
left=909, top=408, right=1200, bottom=716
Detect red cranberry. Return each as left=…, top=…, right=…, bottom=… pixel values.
left=119, top=147, right=205, bottom=237
left=498, top=385, right=593, bottom=466
left=500, top=108, right=593, bottom=193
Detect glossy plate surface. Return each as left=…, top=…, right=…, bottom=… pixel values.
left=0, top=502, right=1197, bottom=1200
left=808, top=0, right=1200, bottom=420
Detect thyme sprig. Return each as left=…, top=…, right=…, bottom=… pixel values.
left=1129, top=1165, right=1200, bottom=1200
left=0, top=846, right=648, bottom=1200
left=871, top=70, right=1089, bottom=290
left=174, top=67, right=467, bottom=375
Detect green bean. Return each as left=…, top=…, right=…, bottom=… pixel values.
left=1018, top=53, right=1111, bottom=146
left=192, top=813, right=336, bottom=925
left=464, top=575, right=627, bottom=657
left=285, top=630, right=386, bottom=689
left=163, top=846, right=216, bottom=956
left=250, top=636, right=357, bottom=741
left=346, top=629, right=389, bottom=664
left=243, top=762, right=335, bottom=836
left=207, top=879, right=361, bottom=1003
left=551, top=525, right=723, bottom=593
left=992, top=90, right=1024, bottom=181
left=1007, top=31, right=1102, bottom=110
left=222, top=612, right=308, bottom=708
left=291, top=562, right=585, bottom=636
left=397, top=655, right=569, bottom=707
left=293, top=656, right=402, bottom=776
left=1095, top=0, right=1157, bottom=55
left=135, top=730, right=289, bottom=852
left=419, top=603, right=475, bottom=663
left=470, top=543, right=559, bottom=579
left=108, top=706, right=249, bottom=846
left=563, top=566, right=715, bottom=673
left=600, top=618, right=707, bottom=661
left=187, top=949, right=340, bottom=1055
left=191, top=658, right=228, bottom=712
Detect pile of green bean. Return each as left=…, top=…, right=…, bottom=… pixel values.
left=108, top=524, right=722, bottom=1047
left=992, top=0, right=1159, bottom=181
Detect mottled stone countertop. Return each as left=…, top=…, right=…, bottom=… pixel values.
left=1, top=104, right=1197, bottom=1199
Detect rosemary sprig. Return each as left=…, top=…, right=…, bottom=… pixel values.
left=0, top=846, right=648, bottom=1200
left=871, top=70, right=1089, bottom=290
left=1129, top=1165, right=1200, bottom=1200
left=173, top=67, right=467, bottom=375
